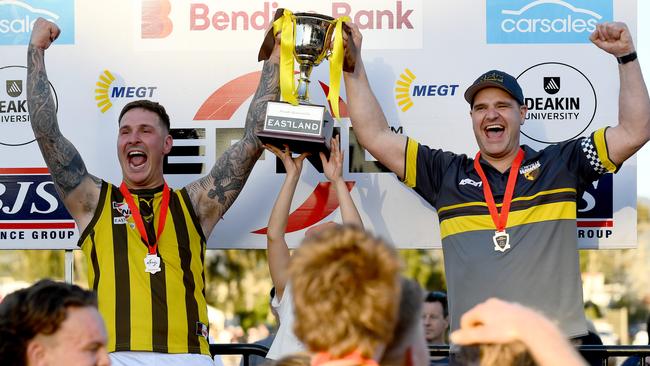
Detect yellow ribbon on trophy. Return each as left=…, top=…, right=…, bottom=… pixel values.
left=272, top=11, right=350, bottom=119
left=328, top=16, right=350, bottom=119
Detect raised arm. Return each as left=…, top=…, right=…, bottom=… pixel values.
left=265, top=145, right=308, bottom=299
left=590, top=22, right=650, bottom=165
left=343, top=23, right=407, bottom=179
left=185, top=43, right=281, bottom=238
left=27, top=18, right=100, bottom=232
left=320, top=136, right=363, bottom=228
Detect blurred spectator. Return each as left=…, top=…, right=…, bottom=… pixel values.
left=450, top=298, right=587, bottom=366
left=0, top=279, right=109, bottom=366
left=423, top=291, right=449, bottom=345
left=289, top=225, right=401, bottom=365
left=381, top=278, right=429, bottom=366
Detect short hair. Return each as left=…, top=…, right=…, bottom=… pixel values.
left=0, top=279, right=97, bottom=366
left=425, top=291, right=448, bottom=318
left=289, top=225, right=401, bottom=359
left=456, top=342, right=536, bottom=366
left=118, top=99, right=170, bottom=132
left=381, top=278, right=424, bottom=365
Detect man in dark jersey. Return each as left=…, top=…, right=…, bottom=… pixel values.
left=342, top=20, right=649, bottom=342
left=27, top=17, right=280, bottom=365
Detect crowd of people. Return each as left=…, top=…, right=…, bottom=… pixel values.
left=1, top=8, right=649, bottom=366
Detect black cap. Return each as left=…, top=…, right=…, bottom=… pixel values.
left=464, top=70, right=524, bottom=106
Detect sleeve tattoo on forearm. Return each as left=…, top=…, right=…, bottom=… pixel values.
left=27, top=45, right=98, bottom=198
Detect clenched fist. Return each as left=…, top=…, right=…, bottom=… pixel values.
left=589, top=22, right=635, bottom=58
left=30, top=17, right=60, bottom=50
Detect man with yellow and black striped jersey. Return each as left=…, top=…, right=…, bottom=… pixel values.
left=27, top=18, right=281, bottom=365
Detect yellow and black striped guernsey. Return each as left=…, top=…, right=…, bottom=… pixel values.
left=78, top=181, right=210, bottom=355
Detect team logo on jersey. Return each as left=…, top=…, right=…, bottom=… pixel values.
left=112, top=201, right=131, bottom=224
left=519, top=160, right=541, bottom=181
left=196, top=322, right=209, bottom=339
left=459, top=178, right=482, bottom=188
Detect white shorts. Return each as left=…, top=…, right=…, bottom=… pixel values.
left=110, top=351, right=216, bottom=366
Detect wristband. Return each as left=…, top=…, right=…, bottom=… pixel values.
left=617, top=51, right=637, bottom=65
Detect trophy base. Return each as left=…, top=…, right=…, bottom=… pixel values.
left=258, top=101, right=334, bottom=171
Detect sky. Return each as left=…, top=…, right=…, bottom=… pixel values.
left=636, top=1, right=649, bottom=198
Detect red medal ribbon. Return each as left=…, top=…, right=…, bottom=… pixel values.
left=473, top=148, right=524, bottom=233
left=119, top=182, right=170, bottom=255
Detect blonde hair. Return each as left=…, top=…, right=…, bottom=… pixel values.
left=457, top=342, right=536, bottom=366
left=289, top=225, right=401, bottom=359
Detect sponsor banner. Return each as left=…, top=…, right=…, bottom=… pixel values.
left=136, top=0, right=423, bottom=51
left=0, top=168, right=77, bottom=249
left=518, top=62, right=596, bottom=143
left=0, top=65, right=59, bottom=147
left=486, top=0, right=613, bottom=44
left=0, top=0, right=75, bottom=45
left=0, top=0, right=637, bottom=249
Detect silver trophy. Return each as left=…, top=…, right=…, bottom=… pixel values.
left=257, top=12, right=343, bottom=162
left=293, top=13, right=336, bottom=103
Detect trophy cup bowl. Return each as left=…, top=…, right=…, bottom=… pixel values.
left=257, top=12, right=338, bottom=169
left=293, top=13, right=335, bottom=102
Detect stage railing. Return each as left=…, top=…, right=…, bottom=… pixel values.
left=209, top=343, right=650, bottom=366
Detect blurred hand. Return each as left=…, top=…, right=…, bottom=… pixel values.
left=30, top=18, right=60, bottom=50
left=265, top=144, right=308, bottom=178
left=450, top=298, right=540, bottom=345
left=589, top=22, right=635, bottom=57
left=320, top=135, right=343, bottom=183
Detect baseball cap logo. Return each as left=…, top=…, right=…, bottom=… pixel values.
left=6, top=80, right=22, bottom=98
left=141, top=0, right=173, bottom=39
left=544, top=77, right=560, bottom=95
left=481, top=72, right=504, bottom=84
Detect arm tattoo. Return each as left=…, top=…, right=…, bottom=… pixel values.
left=27, top=44, right=97, bottom=198
left=188, top=60, right=280, bottom=219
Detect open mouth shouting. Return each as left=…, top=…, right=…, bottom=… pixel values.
left=484, top=124, right=505, bottom=140
left=127, top=149, right=148, bottom=170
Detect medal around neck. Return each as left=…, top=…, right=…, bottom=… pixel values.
left=493, top=231, right=510, bottom=252
left=144, top=254, right=161, bottom=274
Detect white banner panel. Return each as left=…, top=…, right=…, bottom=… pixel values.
left=0, top=0, right=638, bottom=249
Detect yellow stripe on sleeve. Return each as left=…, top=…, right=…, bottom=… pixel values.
left=404, top=137, right=419, bottom=188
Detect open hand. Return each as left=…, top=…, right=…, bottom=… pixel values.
left=265, top=144, right=309, bottom=178
left=320, top=135, right=343, bottom=183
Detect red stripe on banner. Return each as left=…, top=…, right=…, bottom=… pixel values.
left=0, top=222, right=76, bottom=229
left=0, top=167, right=50, bottom=174
left=251, top=181, right=355, bottom=234
left=577, top=220, right=613, bottom=228
left=193, top=71, right=262, bottom=121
